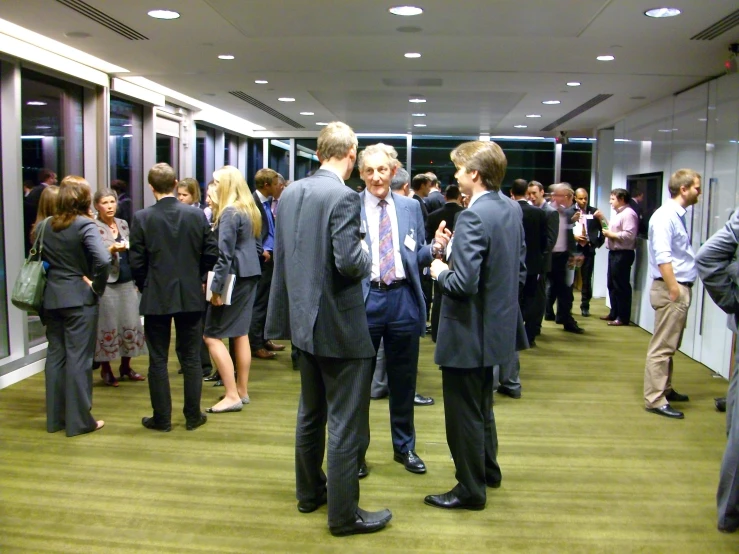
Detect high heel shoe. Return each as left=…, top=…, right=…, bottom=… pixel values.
left=120, top=368, right=146, bottom=381
left=100, top=364, right=119, bottom=387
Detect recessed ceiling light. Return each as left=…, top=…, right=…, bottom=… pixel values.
left=412, top=113, right=426, bottom=117
left=404, top=52, right=422, bottom=58
left=300, top=112, right=314, bottom=116
left=26, top=101, right=47, bottom=106
left=514, top=125, right=528, bottom=128
left=567, top=81, right=581, bottom=87
left=316, top=122, right=329, bottom=126
left=255, top=80, right=268, bottom=84
left=525, top=114, right=541, bottom=118
left=409, top=97, right=426, bottom=103
left=389, top=6, right=424, bottom=16
left=64, top=31, right=91, bottom=38
left=278, top=97, right=296, bottom=102
left=148, top=9, right=180, bottom=20
left=218, top=55, right=235, bottom=60
left=644, top=7, right=681, bottom=18
left=597, top=55, right=615, bottom=61
left=414, top=123, right=427, bottom=127
left=542, top=100, right=561, bottom=105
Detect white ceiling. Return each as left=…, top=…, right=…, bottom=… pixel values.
left=2, top=0, right=739, bottom=136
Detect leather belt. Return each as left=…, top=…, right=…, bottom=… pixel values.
left=654, top=277, right=693, bottom=288
left=370, top=280, right=407, bottom=291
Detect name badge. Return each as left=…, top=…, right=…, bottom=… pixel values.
left=404, top=234, right=416, bottom=251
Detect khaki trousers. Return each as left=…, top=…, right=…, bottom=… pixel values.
left=643, top=280, right=691, bottom=408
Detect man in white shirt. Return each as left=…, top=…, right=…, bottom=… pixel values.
left=643, top=169, right=702, bottom=419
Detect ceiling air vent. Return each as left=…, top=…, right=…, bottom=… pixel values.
left=691, top=8, right=739, bottom=40
left=56, top=0, right=148, bottom=40
left=229, top=92, right=305, bottom=129
left=541, top=94, right=612, bottom=132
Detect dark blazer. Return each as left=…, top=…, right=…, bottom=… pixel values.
left=129, top=196, right=218, bottom=315
left=541, top=202, right=559, bottom=272
left=696, top=208, right=739, bottom=325
left=359, top=191, right=433, bottom=336
left=424, top=190, right=445, bottom=213
left=253, top=191, right=271, bottom=252
left=41, top=216, right=112, bottom=309
left=577, top=204, right=606, bottom=253
left=115, top=193, right=132, bottom=224
left=411, top=193, right=429, bottom=223
left=210, top=206, right=261, bottom=295
left=265, top=168, right=375, bottom=358
left=517, top=199, right=547, bottom=276
left=435, top=191, right=527, bottom=369
left=426, top=202, right=464, bottom=244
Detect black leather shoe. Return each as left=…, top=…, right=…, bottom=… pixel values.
left=329, top=507, right=392, bottom=537
left=393, top=450, right=427, bottom=474
left=141, top=416, right=171, bottom=432
left=716, top=397, right=727, bottom=412
left=496, top=385, right=521, bottom=399
left=424, top=491, right=485, bottom=511
left=544, top=314, right=555, bottom=321
left=177, top=368, right=183, bottom=374
left=358, top=461, right=369, bottom=479
left=297, top=490, right=327, bottom=513
left=186, top=413, right=208, bottom=430
left=564, top=322, right=585, bottom=334
left=414, top=393, right=434, bottom=406
left=666, top=390, right=690, bottom=402
left=204, top=372, right=220, bottom=382
left=581, top=308, right=590, bottom=317
left=646, top=404, right=684, bottom=419
left=718, top=523, right=738, bottom=533
left=487, top=479, right=502, bottom=489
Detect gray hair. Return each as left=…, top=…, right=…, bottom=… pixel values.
left=358, top=143, right=401, bottom=172
left=553, top=183, right=574, bottom=197
left=391, top=167, right=410, bottom=191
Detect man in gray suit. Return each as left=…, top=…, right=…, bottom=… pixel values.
left=265, top=122, right=392, bottom=537
left=695, top=207, right=739, bottom=533
left=427, top=140, right=527, bottom=510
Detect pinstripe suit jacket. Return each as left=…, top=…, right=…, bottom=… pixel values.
left=265, top=168, right=376, bottom=358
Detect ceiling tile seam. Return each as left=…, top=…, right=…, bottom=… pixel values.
left=575, top=0, right=616, bottom=39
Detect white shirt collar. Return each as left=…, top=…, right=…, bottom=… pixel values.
left=468, top=190, right=490, bottom=208
left=320, top=165, right=346, bottom=184
left=669, top=198, right=686, bottom=216
left=255, top=189, right=269, bottom=203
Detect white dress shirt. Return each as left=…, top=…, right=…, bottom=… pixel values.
left=648, top=199, right=697, bottom=283
left=364, top=192, right=406, bottom=282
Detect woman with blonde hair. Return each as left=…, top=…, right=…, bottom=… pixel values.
left=41, top=176, right=111, bottom=436
left=203, top=166, right=262, bottom=412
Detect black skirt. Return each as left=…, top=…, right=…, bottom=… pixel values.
left=203, top=276, right=258, bottom=338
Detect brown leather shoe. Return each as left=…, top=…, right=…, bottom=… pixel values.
left=599, top=315, right=615, bottom=321
left=607, top=319, right=628, bottom=326
left=265, top=340, right=286, bottom=352
left=253, top=348, right=276, bottom=360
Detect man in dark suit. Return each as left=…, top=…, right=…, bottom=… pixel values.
left=424, top=172, right=446, bottom=213
left=410, top=173, right=431, bottom=223
left=427, top=140, right=527, bottom=510
left=573, top=188, right=605, bottom=317
left=23, top=168, right=57, bottom=254
left=129, top=163, right=218, bottom=432
left=357, top=143, right=450, bottom=477
left=426, top=184, right=464, bottom=341
left=527, top=181, right=559, bottom=338
left=265, top=122, right=392, bottom=537
left=250, top=168, right=284, bottom=360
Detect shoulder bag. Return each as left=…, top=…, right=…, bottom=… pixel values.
left=11, top=217, right=50, bottom=313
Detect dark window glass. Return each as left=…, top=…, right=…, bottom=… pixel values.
left=156, top=134, right=179, bottom=171
left=109, top=96, right=143, bottom=219
left=561, top=142, right=594, bottom=194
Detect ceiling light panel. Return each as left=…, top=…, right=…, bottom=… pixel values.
left=148, top=9, right=180, bottom=20
left=567, top=82, right=581, bottom=87
left=218, top=55, right=234, bottom=60
left=389, top=6, right=424, bottom=16
left=404, top=52, right=421, bottom=58
left=542, top=100, right=561, bottom=105
left=644, top=7, right=681, bottom=18
left=597, top=55, right=615, bottom=61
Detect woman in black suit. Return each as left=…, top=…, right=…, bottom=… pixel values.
left=41, top=176, right=111, bottom=436
left=204, top=166, right=262, bottom=413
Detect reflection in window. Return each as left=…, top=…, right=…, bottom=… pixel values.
left=21, top=68, right=84, bottom=347
left=110, top=97, right=143, bottom=222
left=156, top=134, right=179, bottom=171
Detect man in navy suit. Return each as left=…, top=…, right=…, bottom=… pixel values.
left=357, top=143, right=450, bottom=477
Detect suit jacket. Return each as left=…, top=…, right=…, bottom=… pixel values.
left=265, top=168, right=375, bottom=358
left=517, top=199, right=547, bottom=276
left=426, top=202, right=464, bottom=244
left=541, top=202, right=559, bottom=272
left=411, top=193, right=429, bottom=223
left=129, top=196, right=218, bottom=315
left=41, top=216, right=112, bottom=309
left=424, top=190, right=445, bottom=213
left=359, top=191, right=433, bottom=336
left=435, top=191, right=528, bottom=369
left=577, top=204, right=605, bottom=254
left=210, top=206, right=261, bottom=295
left=93, top=217, right=130, bottom=283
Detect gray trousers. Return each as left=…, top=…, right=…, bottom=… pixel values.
left=718, top=342, right=739, bottom=531
left=497, top=352, right=521, bottom=393
left=44, top=305, right=99, bottom=437
left=294, top=349, right=373, bottom=528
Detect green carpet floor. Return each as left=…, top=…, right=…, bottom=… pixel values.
left=0, top=297, right=737, bottom=553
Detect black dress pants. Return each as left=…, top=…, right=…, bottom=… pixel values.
left=144, top=311, right=203, bottom=425
left=549, top=252, right=575, bottom=325
left=521, top=274, right=540, bottom=343
left=248, top=259, right=273, bottom=351
left=607, top=250, right=635, bottom=323
left=580, top=252, right=595, bottom=310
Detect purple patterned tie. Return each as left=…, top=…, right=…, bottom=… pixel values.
left=378, top=199, right=396, bottom=285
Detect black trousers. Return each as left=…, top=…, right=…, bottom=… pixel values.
left=529, top=271, right=548, bottom=337
left=441, top=365, right=501, bottom=504
left=421, top=272, right=432, bottom=322
left=175, top=308, right=212, bottom=376
left=431, top=280, right=442, bottom=342
left=144, top=311, right=203, bottom=425
left=549, top=252, right=575, bottom=325
left=248, top=259, right=273, bottom=351
left=580, top=252, right=595, bottom=310
left=295, top=349, right=373, bottom=528
left=607, top=250, right=635, bottom=323
left=520, top=274, right=540, bottom=343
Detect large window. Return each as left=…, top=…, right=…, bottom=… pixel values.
left=268, top=139, right=290, bottom=178
left=295, top=138, right=319, bottom=181
left=110, top=96, right=143, bottom=220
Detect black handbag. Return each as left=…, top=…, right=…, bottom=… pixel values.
left=11, top=218, right=50, bottom=313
